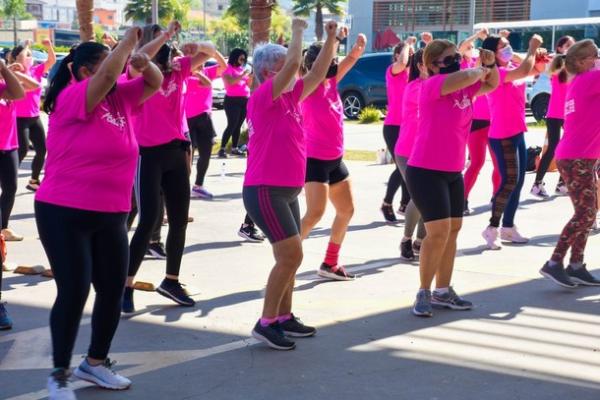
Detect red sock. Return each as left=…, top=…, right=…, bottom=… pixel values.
left=324, top=242, right=341, bottom=266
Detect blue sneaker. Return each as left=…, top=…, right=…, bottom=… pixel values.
left=0, top=303, right=13, bottom=330
left=412, top=289, right=433, bottom=317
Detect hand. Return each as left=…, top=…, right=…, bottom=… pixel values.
left=291, top=18, right=308, bottom=33
left=325, top=21, right=338, bottom=38
left=167, top=21, right=181, bottom=37
left=42, top=38, right=53, bottom=48
left=353, top=34, right=366, bottom=52
left=406, top=36, right=418, bottom=46
left=23, top=39, right=33, bottom=48
left=7, top=63, right=24, bottom=72
left=529, top=34, right=543, bottom=52
left=129, top=53, right=151, bottom=72
left=337, top=26, right=349, bottom=41
left=479, top=48, right=496, bottom=66
left=123, top=27, right=142, bottom=46
left=477, top=28, right=489, bottom=40
left=499, top=29, right=511, bottom=38
left=421, top=32, right=433, bottom=44
left=102, top=33, right=117, bottom=47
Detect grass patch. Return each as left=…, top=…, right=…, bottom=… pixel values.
left=344, top=149, right=377, bottom=162
left=527, top=119, right=547, bottom=128
left=358, top=106, right=383, bottom=124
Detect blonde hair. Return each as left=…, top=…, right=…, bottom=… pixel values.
left=565, top=39, right=598, bottom=75
left=423, top=39, right=456, bottom=70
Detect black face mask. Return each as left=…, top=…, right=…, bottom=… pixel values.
left=439, top=60, right=460, bottom=74
left=326, top=64, right=338, bottom=79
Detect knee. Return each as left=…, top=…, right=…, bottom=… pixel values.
left=424, top=228, right=450, bottom=245
left=304, top=206, right=326, bottom=225
left=277, top=247, right=303, bottom=269
left=336, top=204, right=354, bottom=221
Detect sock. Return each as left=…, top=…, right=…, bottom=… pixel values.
left=570, top=261, right=584, bottom=270
left=434, top=287, right=449, bottom=295
left=260, top=316, right=278, bottom=327
left=324, top=242, right=341, bottom=266
left=548, top=260, right=561, bottom=268
left=418, top=288, right=430, bottom=294
left=277, top=313, right=292, bottom=323
left=402, top=237, right=411, bottom=243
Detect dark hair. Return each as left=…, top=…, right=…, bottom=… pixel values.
left=550, top=54, right=568, bottom=83
left=481, top=35, right=502, bottom=53
left=138, top=24, right=162, bottom=50
left=10, top=45, right=25, bottom=61
left=228, top=48, right=247, bottom=66
left=304, top=42, right=322, bottom=71
left=392, top=41, right=405, bottom=61
left=556, top=35, right=574, bottom=53
left=408, top=49, right=424, bottom=82
left=43, top=42, right=109, bottom=114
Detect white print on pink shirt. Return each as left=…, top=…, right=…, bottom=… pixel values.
left=160, top=79, right=178, bottom=97
left=453, top=95, right=473, bottom=110
left=565, top=99, right=575, bottom=116
left=101, top=105, right=126, bottom=129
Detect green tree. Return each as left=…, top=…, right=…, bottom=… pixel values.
left=124, top=0, right=180, bottom=24
left=2, top=0, right=27, bottom=45
left=292, top=0, right=346, bottom=41
left=225, top=0, right=250, bottom=27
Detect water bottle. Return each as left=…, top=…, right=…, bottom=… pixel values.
left=220, top=161, right=226, bottom=180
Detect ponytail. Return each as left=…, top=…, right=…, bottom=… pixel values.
left=549, top=54, right=567, bottom=83
left=408, top=49, right=424, bottom=82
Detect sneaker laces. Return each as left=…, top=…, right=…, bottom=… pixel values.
left=51, top=369, right=71, bottom=388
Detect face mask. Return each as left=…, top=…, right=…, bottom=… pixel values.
left=326, top=64, right=338, bottom=79
left=439, top=60, right=460, bottom=74
left=594, top=59, right=600, bottom=71
left=23, top=57, right=33, bottom=69
left=498, top=45, right=513, bottom=63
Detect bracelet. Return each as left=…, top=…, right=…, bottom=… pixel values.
left=484, top=62, right=496, bottom=68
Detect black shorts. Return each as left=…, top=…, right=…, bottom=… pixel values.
left=243, top=186, right=302, bottom=243
left=305, top=157, right=349, bottom=184
left=405, top=165, right=464, bottom=222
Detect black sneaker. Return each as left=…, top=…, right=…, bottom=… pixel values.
left=0, top=303, right=13, bottom=330
left=252, top=320, right=296, bottom=350
left=122, top=286, right=135, bottom=314
left=400, top=239, right=415, bottom=260
left=317, top=263, right=355, bottom=281
left=238, top=224, right=265, bottom=242
left=566, top=264, right=600, bottom=286
left=412, top=240, right=421, bottom=256
left=26, top=179, right=40, bottom=192
left=156, top=279, right=195, bottom=306
left=540, top=261, right=577, bottom=288
left=279, top=314, right=316, bottom=337
left=217, top=149, right=227, bottom=158
left=146, top=242, right=167, bottom=260
left=381, top=203, right=397, bottom=223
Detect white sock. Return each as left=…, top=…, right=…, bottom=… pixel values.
left=570, top=262, right=584, bottom=270
left=434, top=287, right=449, bottom=295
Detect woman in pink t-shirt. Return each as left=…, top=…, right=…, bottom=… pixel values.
left=405, top=40, right=499, bottom=318
left=244, top=19, right=338, bottom=350
left=218, top=48, right=251, bottom=158
left=380, top=38, right=414, bottom=223
left=531, top=35, right=575, bottom=198
left=34, top=29, right=163, bottom=396
left=0, top=58, right=27, bottom=331
left=481, top=34, right=548, bottom=250
left=124, top=21, right=216, bottom=314
left=540, top=40, right=600, bottom=289
left=299, top=30, right=366, bottom=282
left=12, top=39, right=56, bottom=192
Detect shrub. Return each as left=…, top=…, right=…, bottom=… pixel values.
left=358, top=106, right=382, bottom=124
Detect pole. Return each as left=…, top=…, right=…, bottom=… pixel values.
left=151, top=0, right=159, bottom=24
left=203, top=0, right=207, bottom=39
left=469, top=0, right=476, bottom=30
left=12, top=15, right=17, bottom=46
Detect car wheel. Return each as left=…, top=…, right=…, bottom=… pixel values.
left=531, top=93, right=550, bottom=123
left=342, top=91, right=364, bottom=120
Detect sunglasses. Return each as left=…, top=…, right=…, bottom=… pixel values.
left=433, top=53, right=461, bottom=67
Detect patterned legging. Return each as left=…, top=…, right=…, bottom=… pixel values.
left=551, top=159, right=598, bottom=264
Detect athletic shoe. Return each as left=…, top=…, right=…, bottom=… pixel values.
left=252, top=320, right=296, bottom=350
left=412, top=240, right=421, bottom=256
left=156, top=279, right=195, bottom=306
left=146, top=242, right=167, bottom=260
left=26, top=179, right=40, bottom=192
left=539, top=261, right=577, bottom=288
left=412, top=289, right=433, bottom=317
left=397, top=203, right=407, bottom=215
left=317, top=263, right=355, bottom=281
left=280, top=314, right=317, bottom=337
left=217, top=149, right=227, bottom=158
left=381, top=203, right=398, bottom=223
left=555, top=182, right=568, bottom=196
left=73, top=358, right=131, bottom=390
left=400, top=239, right=415, bottom=260
left=1, top=228, right=23, bottom=241
left=500, top=226, right=529, bottom=244
left=482, top=226, right=501, bottom=250
left=0, top=303, right=13, bottom=330
left=463, top=200, right=472, bottom=216
left=191, top=186, right=214, bottom=200
left=231, top=147, right=245, bottom=156
left=431, top=287, right=473, bottom=310
left=47, top=368, right=76, bottom=400
left=566, top=264, right=600, bottom=286
left=531, top=182, right=549, bottom=199
left=238, top=224, right=265, bottom=242
left=122, top=287, right=135, bottom=314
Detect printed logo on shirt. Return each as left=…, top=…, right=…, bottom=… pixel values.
left=101, top=105, right=126, bottom=129
left=160, top=79, right=178, bottom=97
left=453, top=94, right=473, bottom=110
left=565, top=99, right=575, bottom=116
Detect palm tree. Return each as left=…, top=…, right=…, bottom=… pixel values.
left=292, top=0, right=346, bottom=41
left=76, top=0, right=94, bottom=41
left=250, top=0, right=274, bottom=47
left=124, top=0, right=177, bottom=24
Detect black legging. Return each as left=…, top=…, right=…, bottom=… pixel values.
left=382, top=125, right=410, bottom=205
left=0, top=150, right=18, bottom=229
left=220, top=96, right=247, bottom=150
left=17, top=116, right=46, bottom=181
left=535, top=118, right=564, bottom=184
left=189, top=113, right=215, bottom=186
left=127, top=191, right=163, bottom=243
left=35, top=201, right=128, bottom=369
left=128, top=140, right=190, bottom=278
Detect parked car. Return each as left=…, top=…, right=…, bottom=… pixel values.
left=526, top=73, right=551, bottom=122
left=205, top=59, right=225, bottom=109
left=338, top=52, right=391, bottom=119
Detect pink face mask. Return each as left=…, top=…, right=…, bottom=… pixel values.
left=22, top=57, right=33, bottom=69
left=594, top=59, right=600, bottom=71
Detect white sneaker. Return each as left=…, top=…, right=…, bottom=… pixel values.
left=530, top=182, right=549, bottom=199
left=500, top=226, right=529, bottom=243
left=48, top=369, right=76, bottom=400
left=1, top=228, right=23, bottom=241
left=555, top=182, right=568, bottom=196
left=73, top=358, right=131, bottom=390
left=482, top=226, right=501, bottom=250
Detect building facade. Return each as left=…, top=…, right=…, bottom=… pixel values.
left=531, top=0, right=600, bottom=19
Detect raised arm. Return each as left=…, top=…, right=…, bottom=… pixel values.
left=7, top=63, right=41, bottom=91
left=42, top=39, right=57, bottom=73
left=505, top=34, right=542, bottom=82
left=337, top=30, right=366, bottom=81
left=0, top=59, right=25, bottom=100
left=390, top=36, right=414, bottom=75
left=190, top=42, right=216, bottom=71
left=86, top=27, right=141, bottom=113
left=459, top=28, right=488, bottom=55
left=130, top=20, right=180, bottom=79
left=272, top=18, right=307, bottom=100
left=475, top=48, right=499, bottom=96
left=300, top=21, right=338, bottom=101
left=213, top=50, right=227, bottom=76
left=441, top=67, right=488, bottom=96
left=128, top=52, right=163, bottom=104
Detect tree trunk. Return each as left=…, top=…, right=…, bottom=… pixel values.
left=76, top=0, right=95, bottom=42
left=315, top=4, right=323, bottom=42
left=249, top=0, right=273, bottom=48
left=12, top=15, right=17, bottom=46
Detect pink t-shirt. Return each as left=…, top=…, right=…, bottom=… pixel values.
left=408, top=74, right=481, bottom=172
left=487, top=66, right=527, bottom=139
left=472, top=95, right=490, bottom=120
left=223, top=65, right=250, bottom=97
left=546, top=73, right=568, bottom=119
left=0, top=83, right=18, bottom=151
left=394, top=78, right=422, bottom=158
left=15, top=63, right=44, bottom=118
left=134, top=56, right=192, bottom=147
left=555, top=70, right=600, bottom=160
left=302, top=78, right=344, bottom=160
left=384, top=67, right=408, bottom=126
left=244, top=78, right=305, bottom=187
left=185, top=65, right=218, bottom=118
left=36, top=77, right=145, bottom=212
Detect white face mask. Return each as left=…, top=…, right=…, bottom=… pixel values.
left=498, top=45, right=513, bottom=63
left=594, top=59, right=600, bottom=71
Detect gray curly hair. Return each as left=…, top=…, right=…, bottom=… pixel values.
left=252, top=43, right=287, bottom=84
